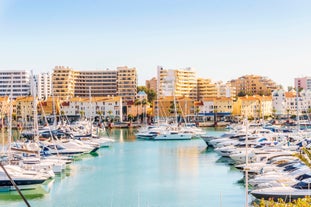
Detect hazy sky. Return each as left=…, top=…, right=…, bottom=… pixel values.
left=1, top=0, right=311, bottom=87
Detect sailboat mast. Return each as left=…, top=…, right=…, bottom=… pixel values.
left=31, top=71, right=39, bottom=142
left=296, top=86, right=300, bottom=130
left=89, top=86, right=93, bottom=134
left=7, top=76, right=13, bottom=162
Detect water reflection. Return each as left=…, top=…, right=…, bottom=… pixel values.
left=0, top=179, right=53, bottom=202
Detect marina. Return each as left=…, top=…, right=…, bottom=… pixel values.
left=0, top=127, right=249, bottom=207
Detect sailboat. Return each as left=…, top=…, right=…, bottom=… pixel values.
left=0, top=78, right=50, bottom=191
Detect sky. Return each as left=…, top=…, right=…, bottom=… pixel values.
left=0, top=0, right=311, bottom=88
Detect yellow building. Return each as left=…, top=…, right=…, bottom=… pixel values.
left=232, top=95, right=273, bottom=119
left=157, top=66, right=197, bottom=100
left=38, top=97, right=61, bottom=116
left=152, top=96, right=194, bottom=118
left=0, top=96, right=9, bottom=120
left=15, top=96, right=36, bottom=122
left=52, top=66, right=76, bottom=100
left=198, top=97, right=233, bottom=122
left=197, top=78, right=217, bottom=99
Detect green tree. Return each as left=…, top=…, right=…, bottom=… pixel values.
left=137, top=86, right=156, bottom=106
left=134, top=99, right=141, bottom=120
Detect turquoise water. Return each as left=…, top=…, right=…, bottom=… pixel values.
left=0, top=128, right=249, bottom=207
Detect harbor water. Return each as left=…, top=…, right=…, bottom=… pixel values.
left=0, top=128, right=249, bottom=207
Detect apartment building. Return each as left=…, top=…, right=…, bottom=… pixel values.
left=61, top=96, right=122, bottom=121
left=146, top=77, right=157, bottom=92
left=215, top=81, right=236, bottom=99
left=232, top=95, right=273, bottom=119
left=230, top=75, right=278, bottom=97
left=0, top=70, right=31, bottom=99
left=295, top=76, right=311, bottom=90
left=197, top=78, right=217, bottom=99
left=74, top=69, right=117, bottom=97
left=52, top=66, right=76, bottom=100
left=116, top=66, right=137, bottom=105
left=157, top=66, right=197, bottom=100
left=36, top=72, right=52, bottom=100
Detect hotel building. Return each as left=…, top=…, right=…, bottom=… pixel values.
left=230, top=75, right=278, bottom=97
left=0, top=70, right=31, bottom=99
left=157, top=66, right=197, bottom=100
left=116, top=66, right=137, bottom=105
left=36, top=72, right=52, bottom=100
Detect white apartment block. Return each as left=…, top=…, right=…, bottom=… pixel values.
left=36, top=72, right=52, bottom=100
left=0, top=70, right=31, bottom=99
left=60, top=96, right=123, bottom=121
left=215, top=81, right=235, bottom=98
left=157, top=66, right=197, bottom=100
left=272, top=88, right=311, bottom=117
left=272, top=89, right=287, bottom=116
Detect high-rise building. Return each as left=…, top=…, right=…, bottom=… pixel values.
left=230, top=75, right=278, bottom=97
left=157, top=66, right=197, bottom=100
left=0, top=70, right=31, bottom=99
left=117, top=66, right=137, bottom=105
left=295, top=76, right=311, bottom=90
left=52, top=66, right=76, bottom=100
left=74, top=69, right=117, bottom=97
left=197, top=78, right=217, bottom=99
left=52, top=66, right=118, bottom=99
left=36, top=72, right=52, bottom=100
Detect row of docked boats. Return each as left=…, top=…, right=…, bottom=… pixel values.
left=201, top=121, right=311, bottom=203
left=0, top=120, right=114, bottom=193
left=134, top=123, right=206, bottom=140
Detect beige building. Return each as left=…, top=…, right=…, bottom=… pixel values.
left=230, top=75, right=278, bottom=97
left=74, top=69, right=117, bottom=97
left=52, top=66, right=76, bottom=100
left=197, top=78, right=217, bottom=99
left=199, top=97, right=233, bottom=114
left=117, top=66, right=137, bottom=105
left=232, top=95, right=273, bottom=119
left=152, top=96, right=195, bottom=119
left=15, top=96, right=36, bottom=123
left=146, top=77, right=157, bottom=92
left=0, top=96, right=9, bottom=120
left=157, top=66, right=197, bottom=100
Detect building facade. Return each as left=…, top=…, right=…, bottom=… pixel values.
left=157, top=66, right=197, bottom=100
left=230, top=75, right=279, bottom=97
left=0, top=70, right=31, bottom=99
left=116, top=66, right=137, bottom=105
left=74, top=69, right=117, bottom=97
left=145, top=77, right=157, bottom=92
left=36, top=72, right=52, bottom=100
left=52, top=66, right=76, bottom=100
left=295, top=77, right=311, bottom=90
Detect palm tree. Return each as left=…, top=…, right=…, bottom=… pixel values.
left=134, top=99, right=141, bottom=121
left=141, top=99, right=147, bottom=124
left=79, top=110, right=85, bottom=119
left=96, top=110, right=103, bottom=123
left=128, top=114, right=134, bottom=126
left=195, top=107, right=200, bottom=122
